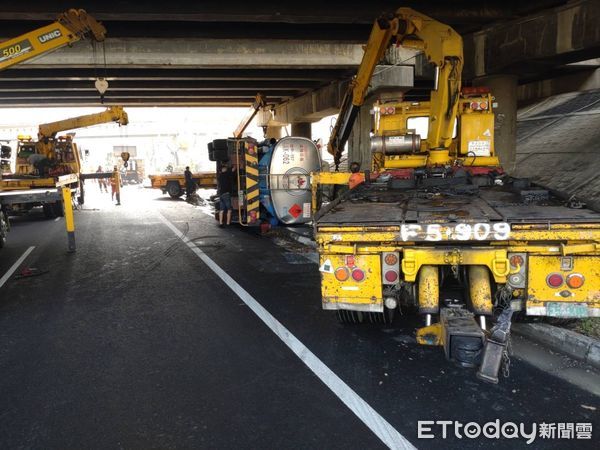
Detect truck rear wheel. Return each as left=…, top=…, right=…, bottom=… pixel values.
left=43, top=203, right=56, bottom=219
left=53, top=201, right=64, bottom=217
left=78, top=181, right=85, bottom=205
left=42, top=201, right=64, bottom=219
left=0, top=211, right=8, bottom=248
left=167, top=182, right=183, bottom=199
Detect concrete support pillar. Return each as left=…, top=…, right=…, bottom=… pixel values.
left=265, top=126, right=282, bottom=140
left=474, top=75, right=517, bottom=171
left=291, top=122, right=312, bottom=139
left=347, top=104, right=372, bottom=171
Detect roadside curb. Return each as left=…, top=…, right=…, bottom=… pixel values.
left=512, top=323, right=600, bottom=370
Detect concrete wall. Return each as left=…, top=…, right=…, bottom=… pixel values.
left=514, top=89, right=600, bottom=210
left=464, top=0, right=600, bottom=79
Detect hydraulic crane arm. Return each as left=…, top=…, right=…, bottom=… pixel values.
left=0, top=9, right=106, bottom=71
left=233, top=93, right=267, bottom=138
left=38, top=106, right=128, bottom=139
left=328, top=18, right=395, bottom=166
left=328, top=7, right=463, bottom=166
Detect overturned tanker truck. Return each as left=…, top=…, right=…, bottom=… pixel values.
left=208, top=136, right=321, bottom=228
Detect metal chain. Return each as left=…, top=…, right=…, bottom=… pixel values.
left=502, top=337, right=512, bottom=378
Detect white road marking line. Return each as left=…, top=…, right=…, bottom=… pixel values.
left=54, top=217, right=61, bottom=222
left=0, top=246, right=35, bottom=289
left=158, top=213, right=415, bottom=450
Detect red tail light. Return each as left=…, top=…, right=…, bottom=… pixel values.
left=385, top=270, right=398, bottom=283
left=546, top=273, right=564, bottom=288
left=351, top=268, right=365, bottom=282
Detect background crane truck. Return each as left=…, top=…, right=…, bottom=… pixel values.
left=312, top=8, right=600, bottom=375
left=0, top=107, right=128, bottom=244
left=0, top=8, right=107, bottom=248
left=0, top=9, right=106, bottom=71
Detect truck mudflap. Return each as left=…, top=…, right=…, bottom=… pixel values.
left=319, top=254, right=383, bottom=312
left=526, top=255, right=600, bottom=318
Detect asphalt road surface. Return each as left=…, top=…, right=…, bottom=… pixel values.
left=0, top=186, right=598, bottom=449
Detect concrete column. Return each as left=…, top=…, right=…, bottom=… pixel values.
left=265, top=125, right=282, bottom=140
left=347, top=104, right=372, bottom=170
left=474, top=75, right=517, bottom=170
left=291, top=122, right=311, bottom=139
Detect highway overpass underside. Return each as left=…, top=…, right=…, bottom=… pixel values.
left=0, top=0, right=599, bottom=178
left=0, top=0, right=597, bottom=108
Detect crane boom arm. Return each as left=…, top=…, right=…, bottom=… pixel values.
left=327, top=7, right=463, bottom=165
left=38, top=106, right=128, bottom=139
left=327, top=18, right=395, bottom=164
left=0, top=9, right=106, bottom=71
left=233, top=93, right=266, bottom=138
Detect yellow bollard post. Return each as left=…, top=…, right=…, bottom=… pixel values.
left=61, top=186, right=76, bottom=252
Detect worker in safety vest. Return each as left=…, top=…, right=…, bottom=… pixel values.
left=110, top=166, right=118, bottom=202
left=348, top=162, right=365, bottom=189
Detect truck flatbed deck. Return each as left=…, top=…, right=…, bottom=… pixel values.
left=316, top=177, right=600, bottom=227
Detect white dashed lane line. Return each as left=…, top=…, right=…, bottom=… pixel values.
left=0, top=246, right=35, bottom=289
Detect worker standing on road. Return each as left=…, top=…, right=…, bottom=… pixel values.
left=97, top=165, right=107, bottom=193
left=184, top=166, right=195, bottom=199
left=217, top=164, right=234, bottom=227
left=110, top=166, right=118, bottom=203
left=348, top=162, right=365, bottom=189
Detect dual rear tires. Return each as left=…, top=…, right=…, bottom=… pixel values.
left=43, top=201, right=64, bottom=219
left=0, top=210, right=8, bottom=248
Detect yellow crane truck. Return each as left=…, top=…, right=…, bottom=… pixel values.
left=313, top=8, right=600, bottom=373
left=0, top=106, right=128, bottom=218
left=0, top=8, right=107, bottom=247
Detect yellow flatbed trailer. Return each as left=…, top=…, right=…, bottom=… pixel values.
left=148, top=172, right=217, bottom=198
left=315, top=177, right=600, bottom=323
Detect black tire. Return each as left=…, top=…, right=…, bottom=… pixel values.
left=53, top=201, right=64, bottom=217
left=78, top=181, right=85, bottom=205
left=207, top=142, right=215, bottom=161
left=0, top=211, right=8, bottom=248
left=43, top=203, right=56, bottom=219
left=167, top=182, right=183, bottom=198
left=212, top=139, right=229, bottom=162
